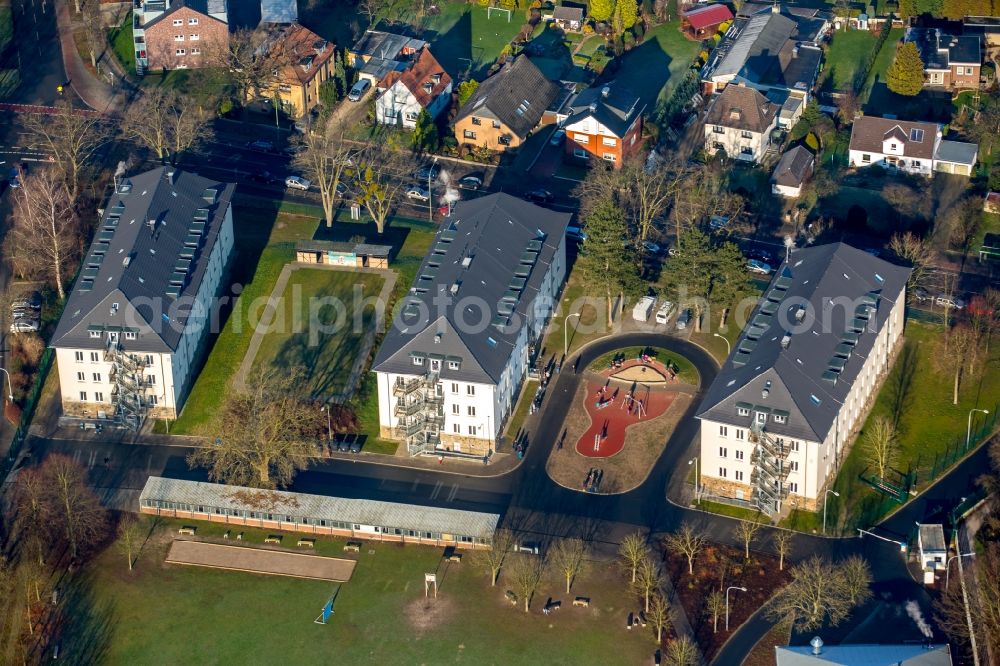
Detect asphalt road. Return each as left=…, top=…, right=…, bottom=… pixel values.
left=23, top=330, right=980, bottom=661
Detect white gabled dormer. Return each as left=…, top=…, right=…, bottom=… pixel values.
left=881, top=126, right=908, bottom=155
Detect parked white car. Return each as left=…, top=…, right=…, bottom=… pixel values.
left=10, top=318, right=39, bottom=333
left=655, top=300, right=675, bottom=325
left=284, top=175, right=311, bottom=191
left=935, top=295, right=966, bottom=309
left=406, top=186, right=430, bottom=202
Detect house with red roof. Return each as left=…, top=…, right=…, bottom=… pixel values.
left=375, top=48, right=452, bottom=129
left=682, top=4, right=733, bottom=39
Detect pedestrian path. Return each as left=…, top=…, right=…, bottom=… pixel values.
left=54, top=0, right=122, bottom=111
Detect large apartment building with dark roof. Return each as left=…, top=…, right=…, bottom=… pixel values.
left=695, top=243, right=910, bottom=514
left=371, top=193, right=570, bottom=457
left=51, top=167, right=235, bottom=427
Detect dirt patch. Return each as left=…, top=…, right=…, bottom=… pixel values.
left=610, top=364, right=669, bottom=383
left=166, top=540, right=356, bottom=581
left=546, top=379, right=692, bottom=494
left=404, top=594, right=456, bottom=633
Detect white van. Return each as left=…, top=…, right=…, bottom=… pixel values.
left=655, top=300, right=674, bottom=325
left=632, top=295, right=656, bottom=322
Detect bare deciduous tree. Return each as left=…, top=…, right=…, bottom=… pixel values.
left=619, top=531, right=649, bottom=583
left=23, top=102, right=110, bottom=201
left=705, top=589, right=725, bottom=633
left=889, top=232, right=934, bottom=293
left=8, top=168, right=79, bottom=299
left=767, top=555, right=873, bottom=632
left=473, top=528, right=516, bottom=586
left=578, top=158, right=680, bottom=246
left=663, top=635, right=699, bottom=666
left=734, top=516, right=763, bottom=561
left=43, top=454, right=109, bottom=560
left=123, top=88, right=211, bottom=162
left=210, top=28, right=287, bottom=111
left=634, top=556, right=664, bottom=613
left=505, top=553, right=544, bottom=613
left=355, top=145, right=408, bottom=234
left=117, top=515, right=144, bottom=572
left=550, top=537, right=588, bottom=594
left=840, top=555, right=873, bottom=607
left=934, top=324, right=979, bottom=405
left=935, top=542, right=1000, bottom=661
left=670, top=161, right=744, bottom=246
left=82, top=0, right=106, bottom=69
left=187, top=368, right=324, bottom=489
left=862, top=415, right=898, bottom=480
left=773, top=530, right=793, bottom=571
left=663, top=522, right=706, bottom=575
left=13, top=466, right=53, bottom=565
left=294, top=130, right=356, bottom=227
left=647, top=593, right=671, bottom=643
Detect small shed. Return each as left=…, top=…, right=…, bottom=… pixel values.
left=295, top=240, right=391, bottom=269
left=552, top=6, right=584, bottom=31
left=980, top=232, right=1000, bottom=262
left=917, top=523, right=947, bottom=572
left=771, top=146, right=815, bottom=198
left=682, top=4, right=734, bottom=39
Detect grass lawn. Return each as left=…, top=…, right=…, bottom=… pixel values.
left=0, top=5, right=12, bottom=53
left=550, top=274, right=613, bottom=358
left=859, top=28, right=903, bottom=103
left=820, top=322, right=1000, bottom=534
left=576, top=35, right=604, bottom=57
left=503, top=379, right=538, bottom=440
left=250, top=269, right=385, bottom=399
left=589, top=346, right=700, bottom=386
left=420, top=3, right=522, bottom=79
left=688, top=298, right=757, bottom=366
left=694, top=499, right=765, bottom=521
left=108, top=12, right=136, bottom=76
left=78, top=517, right=658, bottom=665
left=822, top=29, right=877, bottom=93
left=140, top=67, right=234, bottom=104
left=610, top=19, right=700, bottom=114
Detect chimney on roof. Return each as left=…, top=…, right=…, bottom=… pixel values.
left=601, top=85, right=611, bottom=98
left=589, top=102, right=598, bottom=113
left=147, top=219, right=156, bottom=234
left=167, top=170, right=177, bottom=185
left=781, top=333, right=791, bottom=349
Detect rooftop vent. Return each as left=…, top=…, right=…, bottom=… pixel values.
left=780, top=333, right=791, bottom=349
left=434, top=332, right=442, bottom=344
left=449, top=282, right=460, bottom=295
left=147, top=219, right=156, bottom=233
left=117, top=179, right=132, bottom=194
left=762, top=388, right=770, bottom=399
left=123, top=255, right=132, bottom=267
left=588, top=102, right=598, bottom=113
left=167, top=170, right=177, bottom=185
left=601, top=85, right=611, bottom=98
left=461, top=256, right=472, bottom=268
left=810, top=637, right=824, bottom=656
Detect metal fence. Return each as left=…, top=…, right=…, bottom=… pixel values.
left=0, top=348, right=54, bottom=481
left=927, top=405, right=999, bottom=480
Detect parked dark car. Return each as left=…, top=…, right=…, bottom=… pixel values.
left=526, top=189, right=554, bottom=205
left=248, top=170, right=278, bottom=184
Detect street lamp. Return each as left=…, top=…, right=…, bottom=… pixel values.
left=725, top=586, right=746, bottom=630
left=967, top=408, right=989, bottom=448
left=564, top=312, right=581, bottom=359
left=946, top=552, right=975, bottom=590
left=0, top=367, right=13, bottom=402
left=822, top=489, right=840, bottom=535
left=320, top=405, right=332, bottom=441
left=688, top=457, right=699, bottom=501
left=713, top=333, right=731, bottom=357
left=857, top=528, right=907, bottom=553
left=428, top=156, right=439, bottom=224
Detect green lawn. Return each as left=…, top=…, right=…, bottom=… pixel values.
left=576, top=35, right=605, bottom=57
left=76, top=517, right=657, bottom=665
left=588, top=346, right=700, bottom=386
left=859, top=28, right=904, bottom=105
left=688, top=294, right=761, bottom=366
left=0, top=5, right=12, bottom=53
left=504, top=379, right=538, bottom=440
left=822, top=322, right=1000, bottom=534
left=695, top=499, right=766, bottom=522
left=251, top=269, right=385, bottom=399
left=610, top=19, right=700, bottom=114
left=822, top=29, right=877, bottom=93
left=140, top=67, right=234, bottom=104
left=108, top=12, right=136, bottom=76
left=420, top=3, right=522, bottom=79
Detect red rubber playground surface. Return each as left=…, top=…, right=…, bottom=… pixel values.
left=575, top=381, right=676, bottom=458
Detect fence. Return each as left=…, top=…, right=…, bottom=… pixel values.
left=927, top=405, right=999, bottom=480
left=0, top=348, right=54, bottom=481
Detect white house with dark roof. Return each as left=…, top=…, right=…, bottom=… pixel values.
left=371, top=193, right=570, bottom=457
left=704, top=84, right=778, bottom=163
left=51, top=167, right=235, bottom=427
left=848, top=115, right=977, bottom=177
left=695, top=243, right=910, bottom=514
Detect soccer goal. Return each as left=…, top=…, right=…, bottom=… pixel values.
left=487, top=6, right=512, bottom=21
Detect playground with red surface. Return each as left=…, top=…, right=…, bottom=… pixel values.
left=575, top=381, right=676, bottom=458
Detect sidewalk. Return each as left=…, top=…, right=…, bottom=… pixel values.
left=54, top=0, right=122, bottom=112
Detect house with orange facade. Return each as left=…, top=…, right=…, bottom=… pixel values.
left=258, top=24, right=335, bottom=118
left=561, top=81, right=644, bottom=167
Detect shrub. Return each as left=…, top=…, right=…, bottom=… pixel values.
left=623, top=31, right=635, bottom=50
left=583, top=22, right=594, bottom=35
left=805, top=132, right=820, bottom=152
left=718, top=19, right=732, bottom=33
left=699, top=49, right=709, bottom=63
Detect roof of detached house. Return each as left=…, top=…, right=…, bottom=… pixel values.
left=684, top=4, right=734, bottom=31
left=564, top=80, right=644, bottom=137
left=771, top=145, right=815, bottom=187
left=907, top=27, right=981, bottom=69
left=454, top=56, right=559, bottom=139
left=273, top=24, right=334, bottom=85
left=705, top=84, right=777, bottom=133
left=381, top=48, right=451, bottom=108
left=848, top=116, right=939, bottom=160
left=553, top=5, right=584, bottom=21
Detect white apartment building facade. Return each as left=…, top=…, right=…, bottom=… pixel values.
left=371, top=193, right=569, bottom=457
left=51, top=167, right=235, bottom=427
left=695, top=243, right=910, bottom=514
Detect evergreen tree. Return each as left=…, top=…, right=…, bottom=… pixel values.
left=412, top=109, right=439, bottom=152
left=886, top=42, right=926, bottom=96
left=590, top=0, right=615, bottom=23
left=663, top=229, right=751, bottom=332
left=333, top=48, right=348, bottom=99
left=578, top=196, right=641, bottom=326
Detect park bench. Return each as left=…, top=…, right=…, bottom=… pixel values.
left=297, top=538, right=316, bottom=548
left=446, top=553, right=462, bottom=563
left=343, top=541, right=362, bottom=553
left=573, top=597, right=590, bottom=608
left=505, top=590, right=518, bottom=606
left=264, top=535, right=282, bottom=545
left=178, top=526, right=196, bottom=536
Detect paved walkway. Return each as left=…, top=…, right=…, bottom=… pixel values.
left=54, top=0, right=122, bottom=112
left=166, top=539, right=356, bottom=581
left=234, top=262, right=395, bottom=404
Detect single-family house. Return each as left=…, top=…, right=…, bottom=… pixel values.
left=371, top=193, right=570, bottom=457
left=696, top=243, right=910, bottom=514
left=771, top=145, right=814, bottom=198
left=375, top=47, right=452, bottom=129
left=50, top=167, right=236, bottom=426
left=704, top=84, right=778, bottom=163
left=907, top=28, right=981, bottom=90
left=552, top=6, right=584, bottom=31
left=453, top=56, right=559, bottom=151
left=258, top=24, right=335, bottom=118
left=848, top=116, right=977, bottom=176
left=133, top=0, right=230, bottom=72
left=562, top=81, right=644, bottom=167
left=682, top=4, right=734, bottom=40
left=348, top=30, right=427, bottom=84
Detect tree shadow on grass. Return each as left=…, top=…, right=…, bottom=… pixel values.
left=884, top=339, right=919, bottom=433
left=50, top=571, right=116, bottom=664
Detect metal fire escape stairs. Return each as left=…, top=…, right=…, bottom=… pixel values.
left=393, top=372, right=444, bottom=456
left=749, top=419, right=791, bottom=515
left=106, top=340, right=149, bottom=431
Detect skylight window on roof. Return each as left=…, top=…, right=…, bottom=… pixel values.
left=910, top=128, right=924, bottom=142
left=841, top=331, right=859, bottom=345
left=760, top=300, right=778, bottom=315
left=875, top=273, right=884, bottom=284
left=487, top=336, right=498, bottom=348
left=193, top=208, right=209, bottom=221
left=526, top=239, right=543, bottom=252
left=848, top=317, right=866, bottom=333
left=732, top=351, right=750, bottom=367
left=809, top=394, right=821, bottom=405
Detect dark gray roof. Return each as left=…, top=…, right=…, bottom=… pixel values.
left=51, top=167, right=235, bottom=353
left=564, top=81, right=644, bottom=138
left=771, top=145, right=814, bottom=187
left=908, top=28, right=981, bottom=68
left=696, top=243, right=910, bottom=443
left=775, top=643, right=952, bottom=666
left=553, top=6, right=584, bottom=20
left=141, top=0, right=230, bottom=29
left=935, top=139, right=978, bottom=166
left=350, top=31, right=426, bottom=61
left=453, top=56, right=560, bottom=140
left=372, top=193, right=571, bottom=384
